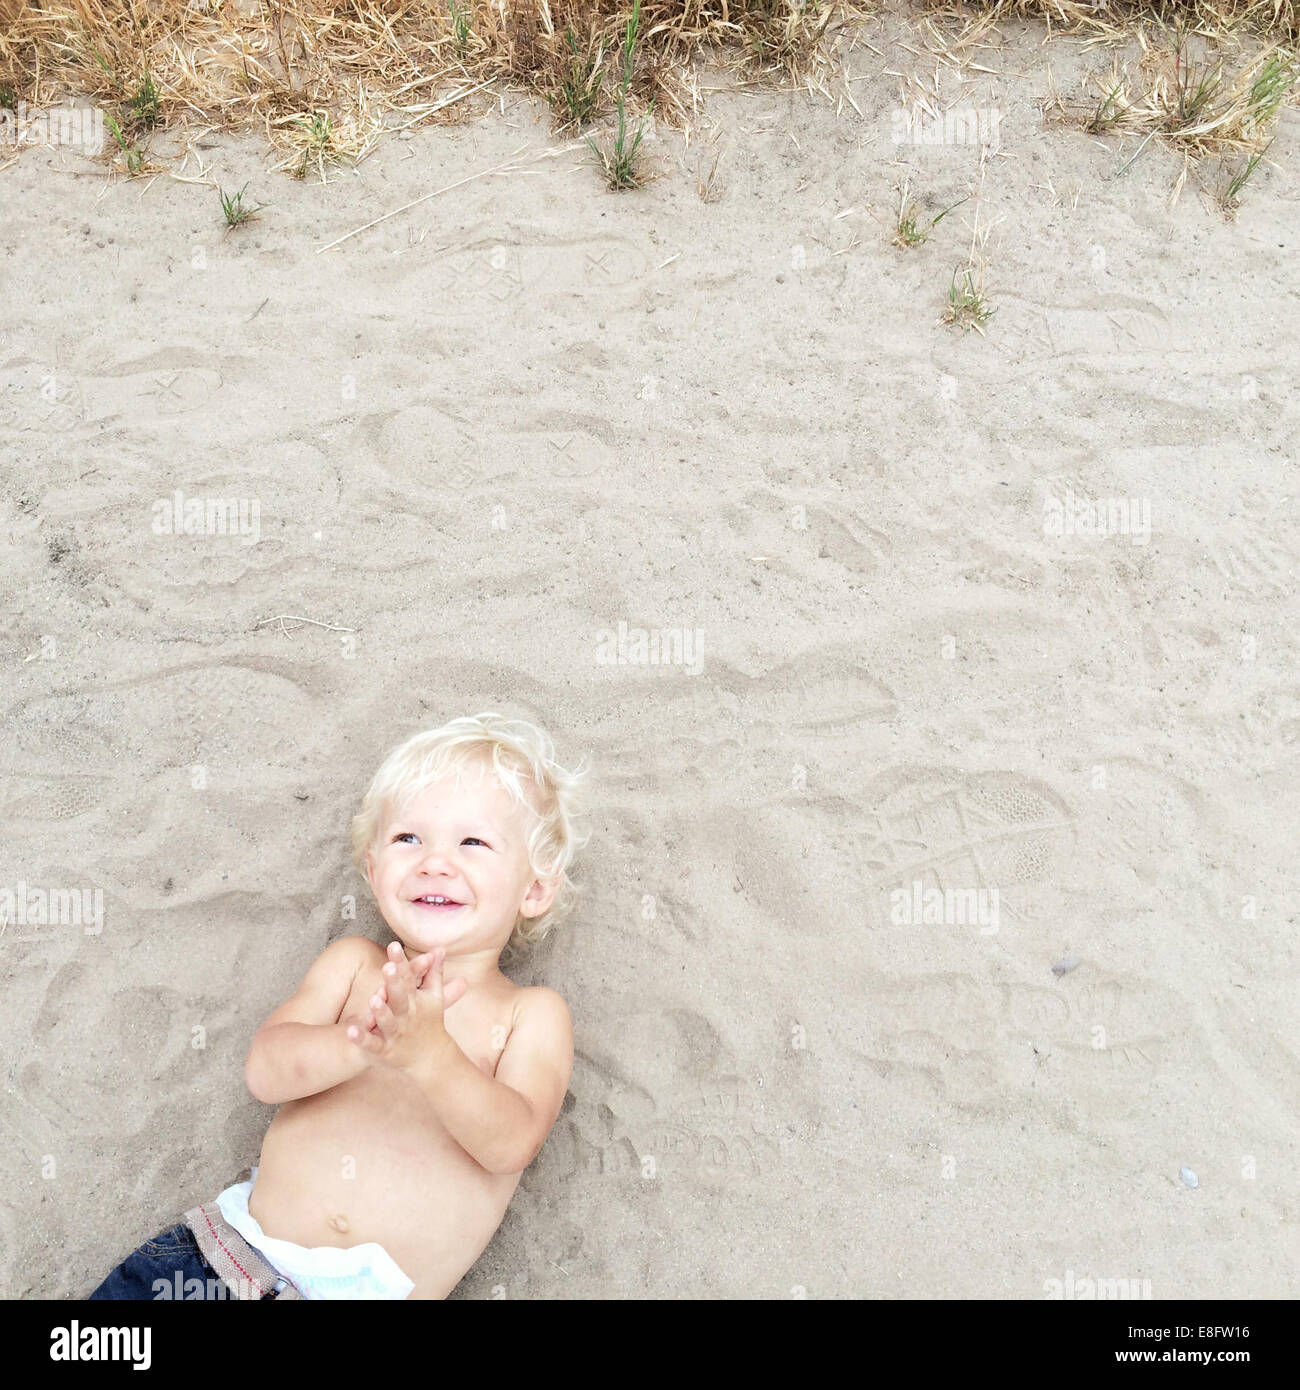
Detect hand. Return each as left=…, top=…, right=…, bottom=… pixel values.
left=346, top=942, right=467, bottom=1073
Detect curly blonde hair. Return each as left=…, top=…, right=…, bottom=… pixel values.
left=350, top=712, right=590, bottom=953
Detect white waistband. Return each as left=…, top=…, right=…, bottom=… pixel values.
left=216, top=1167, right=415, bottom=1300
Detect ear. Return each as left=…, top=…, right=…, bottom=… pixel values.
left=519, top=873, right=559, bottom=920
left=364, top=847, right=377, bottom=893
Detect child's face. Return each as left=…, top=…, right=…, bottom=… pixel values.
left=365, top=765, right=554, bottom=958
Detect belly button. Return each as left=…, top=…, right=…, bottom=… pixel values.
left=330, top=1214, right=350, bottom=1234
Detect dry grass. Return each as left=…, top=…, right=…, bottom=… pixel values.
left=941, top=146, right=999, bottom=333
left=918, top=0, right=1298, bottom=43
left=0, top=0, right=869, bottom=167
left=2, top=2, right=1295, bottom=199
left=1039, top=14, right=1296, bottom=204
left=1044, top=25, right=1296, bottom=150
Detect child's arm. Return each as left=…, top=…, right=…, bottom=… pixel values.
left=406, top=985, right=574, bottom=1176
left=243, top=936, right=374, bottom=1104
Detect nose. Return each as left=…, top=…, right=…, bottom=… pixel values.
left=415, top=842, right=456, bottom=874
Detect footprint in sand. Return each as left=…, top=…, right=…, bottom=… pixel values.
left=716, top=491, right=893, bottom=577
left=426, top=242, right=525, bottom=315
left=21, top=967, right=184, bottom=1139
left=376, top=406, right=484, bottom=491
left=739, top=647, right=898, bottom=739
left=497, top=426, right=612, bottom=481
left=993, top=296, right=1171, bottom=361
left=6, top=701, right=123, bottom=775
left=12, top=665, right=317, bottom=770
left=572, top=238, right=646, bottom=291
left=1000, top=974, right=1176, bottom=1094
left=0, top=363, right=87, bottom=433
left=2, top=774, right=109, bottom=824
left=416, top=237, right=648, bottom=318
left=134, top=367, right=223, bottom=418
left=857, top=767, right=1076, bottom=930
left=570, top=1010, right=774, bottom=1184
left=829, top=974, right=1005, bottom=1108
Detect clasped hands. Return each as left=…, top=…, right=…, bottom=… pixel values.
left=346, top=941, right=468, bottom=1072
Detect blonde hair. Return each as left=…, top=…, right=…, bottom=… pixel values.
left=350, top=713, right=589, bottom=953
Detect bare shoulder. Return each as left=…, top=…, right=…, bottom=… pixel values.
left=339, top=934, right=386, bottom=963
left=321, top=933, right=385, bottom=973
left=514, top=985, right=573, bottom=1035
left=499, top=985, right=573, bottom=1075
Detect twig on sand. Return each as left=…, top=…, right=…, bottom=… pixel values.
left=316, top=142, right=584, bottom=252
left=254, top=614, right=357, bottom=637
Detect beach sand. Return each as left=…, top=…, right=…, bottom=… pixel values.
left=2, top=10, right=1298, bottom=1298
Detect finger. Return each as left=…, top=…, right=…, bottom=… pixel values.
left=370, top=992, right=395, bottom=1042
left=393, top=942, right=424, bottom=993
left=347, top=1023, right=381, bottom=1055
left=418, top=946, right=446, bottom=996
left=442, top=975, right=468, bottom=1010
left=383, top=959, right=410, bottom=1016
left=387, top=942, right=413, bottom=979
left=374, top=1006, right=397, bottom=1044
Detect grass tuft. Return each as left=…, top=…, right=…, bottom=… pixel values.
left=943, top=266, right=996, bottom=331
left=1218, top=137, right=1272, bottom=215
left=893, top=177, right=968, bottom=248
left=219, top=183, right=260, bottom=227
left=103, top=111, right=145, bottom=176
left=554, top=26, right=606, bottom=129
left=587, top=0, right=654, bottom=189
left=1041, top=18, right=1296, bottom=201
left=269, top=105, right=380, bottom=182
left=449, top=0, right=473, bottom=59
left=128, top=71, right=160, bottom=131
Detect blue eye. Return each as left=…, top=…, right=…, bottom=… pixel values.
left=393, top=833, right=418, bottom=844
left=462, top=838, right=489, bottom=847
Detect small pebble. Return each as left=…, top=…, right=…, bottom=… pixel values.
left=1180, top=1167, right=1199, bottom=1189
left=1051, top=956, right=1079, bottom=976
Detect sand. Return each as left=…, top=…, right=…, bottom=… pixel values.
left=2, top=8, right=1298, bottom=1299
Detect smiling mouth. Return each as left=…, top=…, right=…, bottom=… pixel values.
left=410, top=895, right=466, bottom=910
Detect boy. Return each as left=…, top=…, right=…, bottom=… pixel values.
left=90, top=712, right=586, bottom=1300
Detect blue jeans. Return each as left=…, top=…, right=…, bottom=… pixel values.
left=89, top=1222, right=287, bottom=1300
